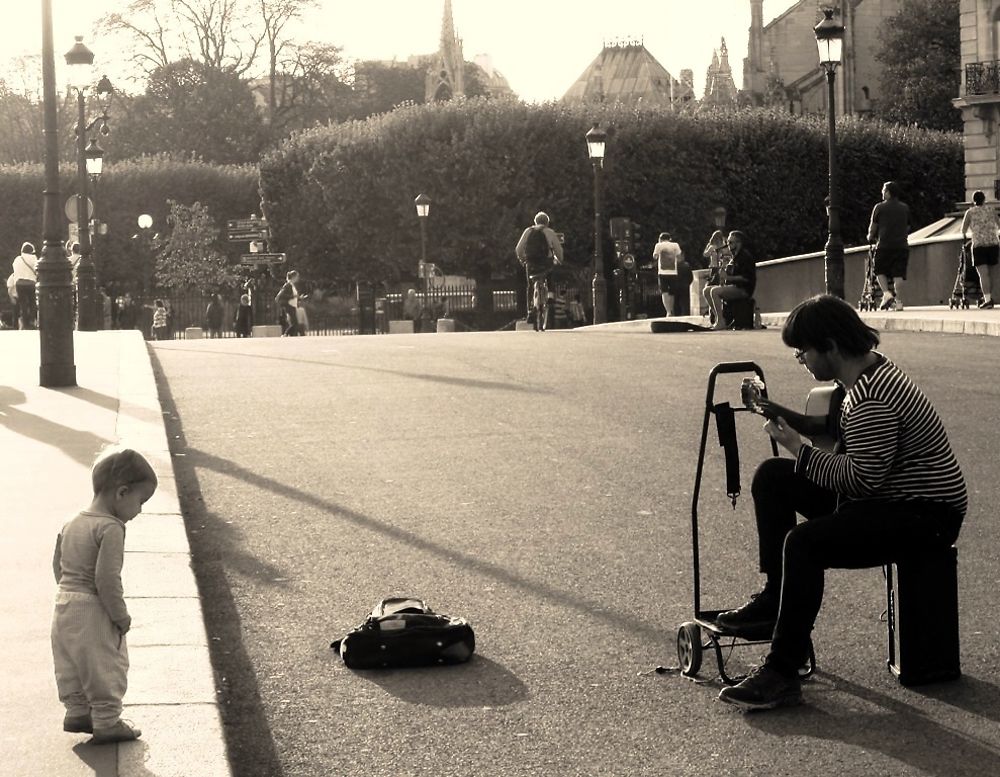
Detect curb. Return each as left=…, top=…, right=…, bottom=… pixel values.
left=116, top=332, right=231, bottom=777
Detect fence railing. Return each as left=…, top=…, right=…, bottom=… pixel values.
left=966, top=61, right=1000, bottom=95
left=119, top=282, right=523, bottom=339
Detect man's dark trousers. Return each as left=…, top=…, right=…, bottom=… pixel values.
left=751, top=457, right=962, bottom=676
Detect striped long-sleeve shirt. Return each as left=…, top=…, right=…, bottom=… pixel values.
left=796, top=354, right=967, bottom=517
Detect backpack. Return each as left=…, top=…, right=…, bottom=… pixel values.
left=330, top=597, right=475, bottom=669
left=523, top=227, right=550, bottom=265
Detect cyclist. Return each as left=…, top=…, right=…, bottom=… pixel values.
left=515, top=212, right=564, bottom=329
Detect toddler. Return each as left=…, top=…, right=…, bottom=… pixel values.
left=51, top=447, right=158, bottom=744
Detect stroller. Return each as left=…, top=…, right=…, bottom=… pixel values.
left=949, top=241, right=983, bottom=309
left=857, top=244, right=883, bottom=311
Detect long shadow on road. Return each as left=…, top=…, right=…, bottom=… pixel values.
left=152, top=343, right=553, bottom=395
left=181, top=441, right=667, bottom=644
left=747, top=671, right=1000, bottom=777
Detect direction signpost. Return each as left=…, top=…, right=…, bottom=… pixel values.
left=227, top=217, right=270, bottom=243
left=240, top=253, right=286, bottom=265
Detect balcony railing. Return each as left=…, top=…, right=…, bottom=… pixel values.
left=967, top=61, right=1000, bottom=95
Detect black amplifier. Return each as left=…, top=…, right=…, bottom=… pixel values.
left=885, top=545, right=961, bottom=686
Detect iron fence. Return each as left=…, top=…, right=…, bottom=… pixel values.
left=124, top=283, right=521, bottom=339
left=966, top=61, right=1000, bottom=95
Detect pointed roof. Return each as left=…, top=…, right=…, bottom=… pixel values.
left=703, top=36, right=738, bottom=105
left=562, top=42, right=679, bottom=106
left=440, top=0, right=457, bottom=50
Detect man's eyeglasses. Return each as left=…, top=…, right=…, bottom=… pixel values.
left=793, top=349, right=808, bottom=364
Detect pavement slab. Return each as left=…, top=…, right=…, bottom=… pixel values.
left=0, top=330, right=229, bottom=777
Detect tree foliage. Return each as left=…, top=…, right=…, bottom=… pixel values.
left=110, top=59, right=265, bottom=163
left=259, top=99, right=963, bottom=285
left=875, top=0, right=961, bottom=132
left=153, top=199, right=242, bottom=291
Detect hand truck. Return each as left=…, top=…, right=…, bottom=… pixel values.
left=675, top=361, right=816, bottom=685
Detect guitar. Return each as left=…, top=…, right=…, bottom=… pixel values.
left=803, top=385, right=843, bottom=453
left=744, top=382, right=842, bottom=453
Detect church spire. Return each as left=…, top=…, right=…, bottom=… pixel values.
left=426, top=0, right=465, bottom=101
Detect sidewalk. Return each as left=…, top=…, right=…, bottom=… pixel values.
left=585, top=303, right=1000, bottom=335
left=0, top=330, right=229, bottom=777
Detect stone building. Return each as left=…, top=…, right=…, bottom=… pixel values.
left=562, top=40, right=695, bottom=107
left=954, top=0, right=1000, bottom=201
left=426, top=0, right=465, bottom=101
left=742, top=0, right=901, bottom=116
left=703, top=38, right=740, bottom=107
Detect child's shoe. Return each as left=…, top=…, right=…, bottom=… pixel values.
left=63, top=714, right=93, bottom=733
left=90, top=719, right=142, bottom=745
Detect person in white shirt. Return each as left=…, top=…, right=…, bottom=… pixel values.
left=653, top=231, right=690, bottom=316
left=9, top=241, right=38, bottom=329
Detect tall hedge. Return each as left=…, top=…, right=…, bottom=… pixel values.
left=0, top=157, right=259, bottom=292
left=260, top=99, right=962, bottom=284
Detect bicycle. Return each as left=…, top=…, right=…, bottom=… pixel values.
left=528, top=267, right=553, bottom=331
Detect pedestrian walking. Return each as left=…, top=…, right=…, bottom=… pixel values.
left=51, top=447, right=159, bottom=744
left=151, top=299, right=169, bottom=341
left=204, top=293, right=224, bottom=338
left=234, top=293, right=253, bottom=337
left=867, top=180, right=911, bottom=311
left=960, top=190, right=999, bottom=309
left=116, top=294, right=137, bottom=330
left=9, top=241, right=38, bottom=329
left=274, top=270, right=302, bottom=336
left=653, top=231, right=692, bottom=316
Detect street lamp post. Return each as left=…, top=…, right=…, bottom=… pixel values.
left=37, top=0, right=75, bottom=386
left=65, top=36, right=112, bottom=330
left=586, top=124, right=607, bottom=324
left=815, top=7, right=846, bottom=299
left=415, top=193, right=431, bottom=307
left=134, top=214, right=154, bottom=295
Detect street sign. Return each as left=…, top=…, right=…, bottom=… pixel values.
left=227, top=218, right=269, bottom=242
left=65, top=195, right=94, bottom=223
left=240, top=253, right=286, bottom=265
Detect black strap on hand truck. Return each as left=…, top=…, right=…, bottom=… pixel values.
left=713, top=402, right=741, bottom=507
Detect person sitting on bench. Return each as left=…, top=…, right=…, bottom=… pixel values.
left=717, top=294, right=967, bottom=711
left=704, top=231, right=755, bottom=331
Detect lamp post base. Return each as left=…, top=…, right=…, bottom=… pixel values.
left=37, top=281, right=77, bottom=387
left=592, top=274, right=607, bottom=325
left=825, top=238, right=845, bottom=300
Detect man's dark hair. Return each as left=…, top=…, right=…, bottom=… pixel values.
left=781, top=295, right=879, bottom=356
left=973, top=190, right=986, bottom=206
left=884, top=181, right=901, bottom=198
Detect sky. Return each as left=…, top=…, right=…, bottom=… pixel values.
left=0, top=1, right=790, bottom=102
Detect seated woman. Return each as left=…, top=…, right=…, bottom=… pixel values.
left=704, top=231, right=756, bottom=330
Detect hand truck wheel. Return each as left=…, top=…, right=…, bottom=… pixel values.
left=676, top=622, right=703, bottom=677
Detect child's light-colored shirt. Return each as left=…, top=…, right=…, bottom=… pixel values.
left=52, top=510, right=130, bottom=629
left=153, top=307, right=167, bottom=328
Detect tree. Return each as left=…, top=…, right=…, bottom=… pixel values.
left=875, top=0, right=961, bottom=132
left=110, top=59, right=264, bottom=163
left=98, top=0, right=261, bottom=78
left=153, top=199, right=241, bottom=291
left=351, top=61, right=425, bottom=116
left=266, top=41, right=355, bottom=135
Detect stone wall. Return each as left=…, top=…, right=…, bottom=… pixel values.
left=754, top=236, right=964, bottom=313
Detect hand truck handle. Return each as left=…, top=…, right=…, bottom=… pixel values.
left=704, top=361, right=766, bottom=407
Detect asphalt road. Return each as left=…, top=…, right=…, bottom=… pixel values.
left=150, top=328, right=1000, bottom=777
